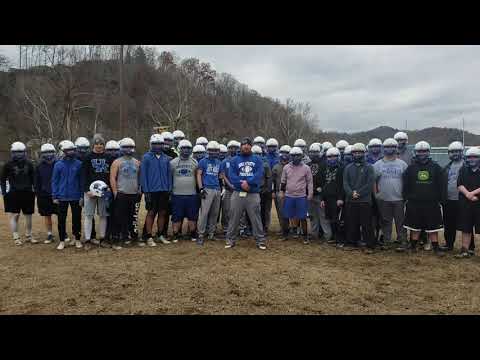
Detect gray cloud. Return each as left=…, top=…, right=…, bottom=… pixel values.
left=3, top=45, right=479, bottom=134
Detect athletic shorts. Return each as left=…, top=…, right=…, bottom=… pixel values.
left=145, top=191, right=170, bottom=213
left=283, top=196, right=308, bottom=220
left=404, top=201, right=443, bottom=233
left=171, top=194, right=199, bottom=222
left=37, top=195, right=58, bottom=216
left=3, top=191, right=35, bottom=214
left=457, top=200, right=480, bottom=233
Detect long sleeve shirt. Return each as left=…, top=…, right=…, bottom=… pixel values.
left=281, top=163, right=313, bottom=198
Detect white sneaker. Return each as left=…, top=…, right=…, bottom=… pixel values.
left=424, top=241, right=432, bottom=251
left=147, top=238, right=157, bottom=247
left=191, top=237, right=197, bottom=242
left=112, top=245, right=122, bottom=250
left=91, top=239, right=101, bottom=245
left=57, top=241, right=65, bottom=250
left=44, top=234, right=54, bottom=244
left=14, top=239, right=23, bottom=246
left=159, top=235, right=171, bottom=244
left=26, top=235, right=38, bottom=244
left=75, top=240, right=83, bottom=249
left=138, top=241, right=146, bottom=247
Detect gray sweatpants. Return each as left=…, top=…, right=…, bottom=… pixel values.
left=308, top=195, right=332, bottom=240
left=376, top=199, right=406, bottom=244
left=221, top=189, right=233, bottom=232
left=227, top=191, right=265, bottom=245
left=274, top=193, right=289, bottom=234
left=197, top=189, right=221, bottom=237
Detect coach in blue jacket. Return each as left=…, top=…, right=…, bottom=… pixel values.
left=225, top=137, right=266, bottom=250
left=140, top=135, right=173, bottom=246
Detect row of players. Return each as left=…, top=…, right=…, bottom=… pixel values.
left=1, top=130, right=480, bottom=257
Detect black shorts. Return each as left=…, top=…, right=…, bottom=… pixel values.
left=37, top=195, right=58, bottom=216
left=3, top=191, right=35, bottom=215
left=145, top=191, right=170, bottom=213
left=457, top=200, right=480, bottom=233
left=404, top=201, right=443, bottom=233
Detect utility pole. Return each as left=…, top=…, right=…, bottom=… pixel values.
left=462, top=117, right=465, bottom=146
left=119, top=45, right=125, bottom=138
left=19, top=45, right=22, bottom=69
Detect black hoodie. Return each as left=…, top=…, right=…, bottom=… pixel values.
left=402, top=158, right=444, bottom=203
left=1, top=159, right=35, bottom=193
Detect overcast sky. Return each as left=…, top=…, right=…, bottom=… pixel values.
left=1, top=45, right=479, bottom=134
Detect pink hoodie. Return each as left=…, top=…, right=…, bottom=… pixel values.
left=281, top=163, right=313, bottom=198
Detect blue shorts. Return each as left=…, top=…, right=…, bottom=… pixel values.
left=171, top=194, right=199, bottom=222
left=283, top=196, right=308, bottom=220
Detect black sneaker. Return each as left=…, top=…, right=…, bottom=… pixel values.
left=336, top=243, right=345, bottom=249
left=327, top=239, right=336, bottom=245
left=395, top=245, right=407, bottom=253
left=468, top=249, right=475, bottom=256
left=196, top=237, right=204, bottom=246
left=303, top=237, right=310, bottom=245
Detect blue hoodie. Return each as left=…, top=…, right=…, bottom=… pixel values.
left=140, top=151, right=172, bottom=193
left=228, top=153, right=264, bottom=193
left=52, top=158, right=83, bottom=201
left=266, top=152, right=279, bottom=169
left=35, top=160, right=56, bottom=197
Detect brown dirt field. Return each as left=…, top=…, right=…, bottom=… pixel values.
left=1, top=198, right=480, bottom=314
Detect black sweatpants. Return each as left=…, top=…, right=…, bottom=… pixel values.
left=58, top=201, right=81, bottom=242
left=346, top=202, right=375, bottom=248
left=113, top=193, right=138, bottom=243
left=260, top=192, right=271, bottom=231
left=443, top=200, right=475, bottom=250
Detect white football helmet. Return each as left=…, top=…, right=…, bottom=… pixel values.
left=11, top=141, right=27, bottom=152
left=89, top=180, right=109, bottom=197
left=266, top=138, right=279, bottom=147
left=196, top=137, right=208, bottom=146
left=252, top=145, right=263, bottom=154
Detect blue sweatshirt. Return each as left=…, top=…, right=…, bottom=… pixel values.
left=228, top=154, right=264, bottom=193
left=266, top=152, right=279, bottom=170
left=35, top=160, right=56, bottom=197
left=198, top=157, right=221, bottom=190
left=52, top=158, right=83, bottom=201
left=140, top=151, right=172, bottom=193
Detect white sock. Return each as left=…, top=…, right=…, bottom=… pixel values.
left=25, top=214, right=32, bottom=236
left=47, top=231, right=52, bottom=236
left=9, top=214, right=19, bottom=238
left=84, top=216, right=93, bottom=240
left=99, top=217, right=108, bottom=239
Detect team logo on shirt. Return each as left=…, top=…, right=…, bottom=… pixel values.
left=206, top=163, right=220, bottom=176
left=91, top=158, right=109, bottom=173
left=239, top=161, right=255, bottom=177
left=417, top=170, right=430, bottom=181
left=120, top=162, right=137, bottom=178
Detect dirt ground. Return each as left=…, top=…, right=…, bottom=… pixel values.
left=1, top=198, right=480, bottom=315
